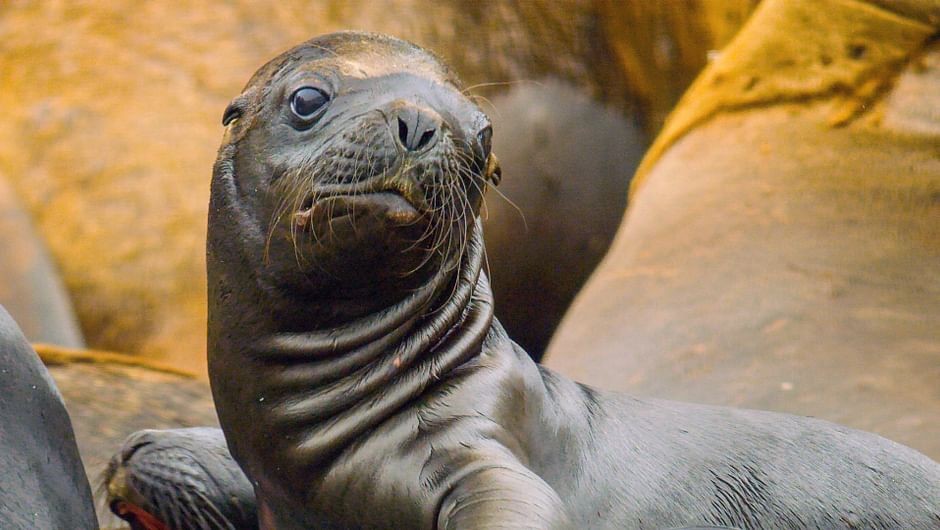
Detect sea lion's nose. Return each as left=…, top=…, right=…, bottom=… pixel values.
left=388, top=101, right=441, bottom=153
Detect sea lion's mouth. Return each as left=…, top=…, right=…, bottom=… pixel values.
left=107, top=467, right=166, bottom=530
left=293, top=191, right=423, bottom=232
left=111, top=500, right=170, bottom=530
left=290, top=169, right=443, bottom=232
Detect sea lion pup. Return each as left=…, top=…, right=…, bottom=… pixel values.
left=103, top=428, right=257, bottom=530
left=207, top=32, right=940, bottom=529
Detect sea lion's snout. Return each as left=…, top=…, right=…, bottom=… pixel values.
left=280, top=86, right=488, bottom=240
left=102, top=428, right=258, bottom=530
left=273, top=77, right=492, bottom=267
left=103, top=430, right=153, bottom=503
left=387, top=100, right=442, bottom=154
left=288, top=87, right=485, bottom=221
left=103, top=444, right=162, bottom=530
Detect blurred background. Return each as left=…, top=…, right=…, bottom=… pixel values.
left=2, top=2, right=938, bottom=519
left=0, top=0, right=757, bottom=370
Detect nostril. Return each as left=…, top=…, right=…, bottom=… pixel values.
left=398, top=116, right=409, bottom=148
left=416, top=128, right=435, bottom=150
left=390, top=103, right=442, bottom=152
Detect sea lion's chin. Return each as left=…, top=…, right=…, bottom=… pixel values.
left=282, top=191, right=441, bottom=282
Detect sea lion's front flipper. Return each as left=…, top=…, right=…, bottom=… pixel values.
left=438, top=460, right=570, bottom=530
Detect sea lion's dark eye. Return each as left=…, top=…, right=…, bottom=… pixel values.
left=477, top=125, right=492, bottom=158
left=290, top=87, right=330, bottom=119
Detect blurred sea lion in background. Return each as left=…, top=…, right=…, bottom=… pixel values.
left=486, top=81, right=644, bottom=355
left=546, top=0, right=940, bottom=459
left=0, top=174, right=83, bottom=348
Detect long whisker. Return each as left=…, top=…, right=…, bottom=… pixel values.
left=461, top=79, right=540, bottom=95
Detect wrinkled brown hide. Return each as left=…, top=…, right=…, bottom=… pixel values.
left=0, top=1, right=751, bottom=374
left=546, top=0, right=940, bottom=459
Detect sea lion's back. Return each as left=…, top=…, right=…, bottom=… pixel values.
left=581, top=392, right=940, bottom=529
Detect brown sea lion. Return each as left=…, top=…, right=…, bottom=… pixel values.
left=484, top=80, right=644, bottom=356
left=0, top=174, right=84, bottom=347
left=545, top=0, right=940, bottom=459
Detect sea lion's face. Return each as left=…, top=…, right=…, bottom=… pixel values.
left=220, top=35, right=498, bottom=299
left=103, top=428, right=256, bottom=530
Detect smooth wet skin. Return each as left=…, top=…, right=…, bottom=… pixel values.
left=544, top=0, right=940, bottom=458
left=103, top=428, right=744, bottom=530
left=0, top=306, right=96, bottom=529
left=207, top=32, right=940, bottom=529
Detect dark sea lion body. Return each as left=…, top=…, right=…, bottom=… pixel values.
left=0, top=305, right=96, bottom=529
left=208, top=32, right=940, bottom=529
left=102, top=426, right=740, bottom=530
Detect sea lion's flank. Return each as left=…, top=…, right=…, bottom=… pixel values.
left=206, top=32, right=940, bottom=529
left=543, top=0, right=940, bottom=460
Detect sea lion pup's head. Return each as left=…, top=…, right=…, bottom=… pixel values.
left=210, top=31, right=499, bottom=324
left=102, top=428, right=257, bottom=530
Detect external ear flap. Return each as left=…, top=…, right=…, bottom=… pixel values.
left=222, top=101, right=242, bottom=127
left=222, top=88, right=257, bottom=127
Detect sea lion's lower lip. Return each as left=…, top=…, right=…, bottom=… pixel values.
left=293, top=192, right=422, bottom=229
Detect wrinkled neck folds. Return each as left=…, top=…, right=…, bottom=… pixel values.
left=249, top=219, right=493, bottom=477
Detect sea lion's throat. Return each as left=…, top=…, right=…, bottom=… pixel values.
left=251, top=221, right=493, bottom=476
